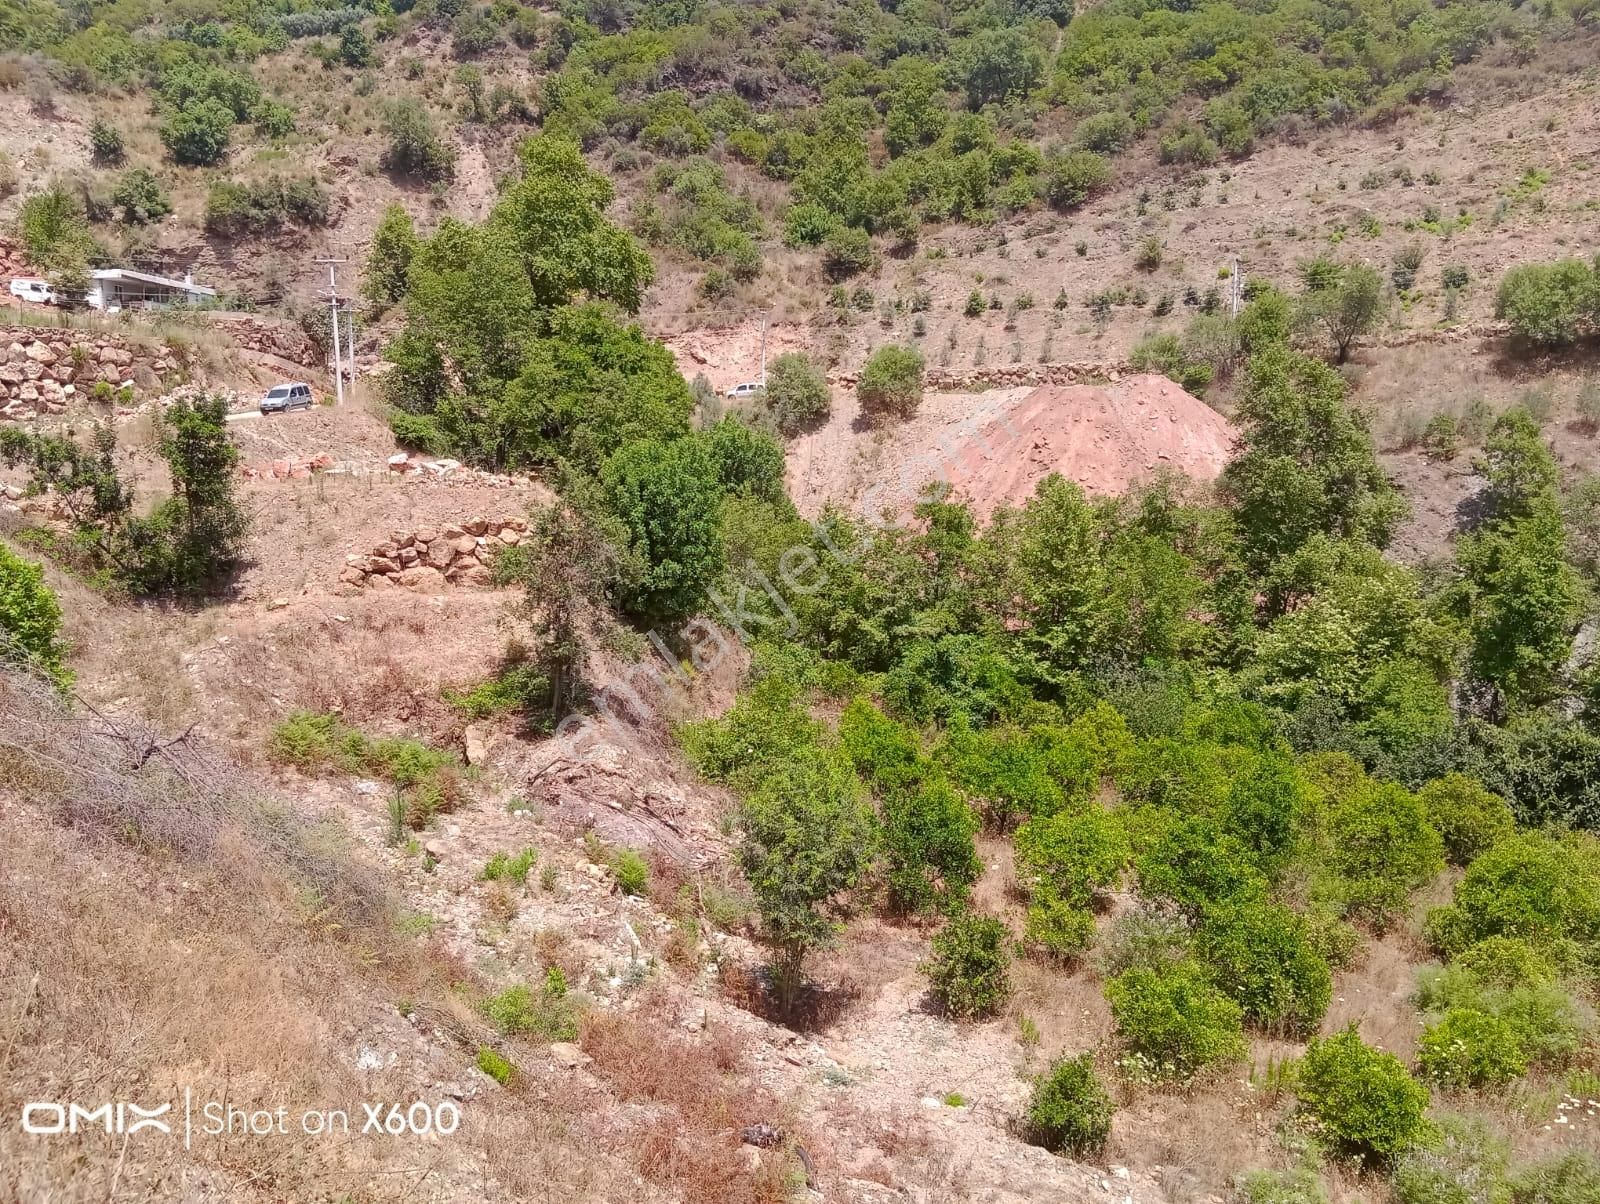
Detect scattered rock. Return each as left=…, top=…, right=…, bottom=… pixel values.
left=548, top=1042, right=592, bottom=1069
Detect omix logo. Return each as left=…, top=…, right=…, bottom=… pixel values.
left=20, top=1101, right=173, bottom=1136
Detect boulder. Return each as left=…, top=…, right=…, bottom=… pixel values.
left=451, top=535, right=477, bottom=555
left=386, top=452, right=413, bottom=473
left=447, top=562, right=493, bottom=587
left=389, top=530, right=415, bottom=549
left=415, top=527, right=439, bottom=544
left=462, top=517, right=488, bottom=536
left=425, top=540, right=455, bottom=570
left=464, top=724, right=490, bottom=766
left=497, top=528, right=522, bottom=546
left=372, top=540, right=399, bottom=560
left=441, top=523, right=467, bottom=541
left=397, top=546, right=419, bottom=567
left=365, top=556, right=400, bottom=575
left=548, top=1042, right=591, bottom=1070
left=397, top=565, right=446, bottom=592
left=338, top=566, right=366, bottom=585
left=366, top=573, right=397, bottom=592
left=23, top=341, right=56, bottom=365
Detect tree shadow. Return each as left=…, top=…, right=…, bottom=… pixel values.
left=717, top=957, right=861, bottom=1035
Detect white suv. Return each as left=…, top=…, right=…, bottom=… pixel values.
left=725, top=381, right=763, bottom=400
left=9, top=279, right=53, bottom=304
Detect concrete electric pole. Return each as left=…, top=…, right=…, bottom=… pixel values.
left=314, top=258, right=348, bottom=406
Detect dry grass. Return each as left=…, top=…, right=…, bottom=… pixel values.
left=578, top=999, right=807, bottom=1203
left=0, top=666, right=626, bottom=1202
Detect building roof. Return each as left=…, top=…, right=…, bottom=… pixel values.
left=90, top=268, right=217, bottom=298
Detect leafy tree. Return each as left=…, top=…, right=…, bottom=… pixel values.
left=159, top=97, right=234, bottom=166
left=498, top=490, right=636, bottom=722
left=490, top=135, right=654, bottom=313
left=1417, top=774, right=1514, bottom=865
left=1106, top=958, right=1247, bottom=1080
left=89, top=119, right=123, bottom=164
left=1197, top=898, right=1332, bottom=1034
left=922, top=909, right=1011, bottom=1018
left=762, top=352, right=831, bottom=433
left=601, top=435, right=726, bottom=624
left=1424, top=830, right=1600, bottom=964
left=338, top=23, right=374, bottom=67
left=16, top=185, right=92, bottom=270
left=1016, top=806, right=1129, bottom=910
left=110, top=168, right=172, bottom=225
left=701, top=417, right=787, bottom=507
left=857, top=344, right=924, bottom=422
left=1296, top=1026, right=1431, bottom=1161
left=381, top=99, right=456, bottom=181
left=1299, top=261, right=1384, bottom=363
left=738, top=753, right=879, bottom=1015
left=1494, top=259, right=1597, bottom=345
left=1136, top=816, right=1267, bottom=916
left=125, top=396, right=249, bottom=595
left=1024, top=1055, right=1112, bottom=1155
left=883, top=57, right=948, bottom=155
left=1479, top=408, right=1561, bottom=526
left=883, top=775, right=981, bottom=913
left=363, top=203, right=417, bottom=312
left=957, top=29, right=1044, bottom=109
left=0, top=544, right=70, bottom=686
left=1219, top=348, right=1405, bottom=576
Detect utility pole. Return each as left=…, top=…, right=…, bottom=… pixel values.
left=314, top=258, right=348, bottom=406
left=1231, top=256, right=1241, bottom=318
left=758, top=309, right=769, bottom=385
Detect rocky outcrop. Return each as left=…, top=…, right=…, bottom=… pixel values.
left=336, top=517, right=527, bottom=593
left=0, top=328, right=176, bottom=421
left=195, top=313, right=317, bottom=365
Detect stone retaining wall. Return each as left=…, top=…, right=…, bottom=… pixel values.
left=0, top=329, right=176, bottom=420
left=337, top=517, right=527, bottom=594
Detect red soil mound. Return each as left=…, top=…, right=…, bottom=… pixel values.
left=943, top=375, right=1237, bottom=517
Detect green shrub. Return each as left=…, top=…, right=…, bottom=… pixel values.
left=1023, top=1054, right=1113, bottom=1155
left=857, top=344, right=924, bottom=422
left=482, top=847, right=537, bottom=885
left=1392, top=1115, right=1510, bottom=1204
left=110, top=168, right=172, bottom=225
left=1237, top=1169, right=1330, bottom=1204
left=16, top=185, right=92, bottom=270
left=1135, top=816, right=1267, bottom=916
left=205, top=176, right=332, bottom=235
left=922, top=909, right=1012, bottom=1019
left=1494, top=260, right=1597, bottom=346
left=1424, top=831, right=1600, bottom=964
left=89, top=119, right=124, bottom=164
left=483, top=971, right=577, bottom=1040
left=612, top=848, right=649, bottom=896
left=1024, top=895, right=1097, bottom=960
left=1418, top=775, right=1515, bottom=866
left=1197, top=899, right=1332, bottom=1034
left=476, top=1046, right=514, bottom=1084
left=1041, top=149, right=1110, bottom=211
left=762, top=352, right=831, bottom=433
left=1106, top=958, right=1246, bottom=1080
left=1510, top=1152, right=1600, bottom=1204
left=1453, top=936, right=1554, bottom=987
left=1296, top=1025, right=1431, bottom=1161
left=1015, top=807, right=1129, bottom=909
left=160, top=98, right=234, bottom=166
left=822, top=225, right=873, bottom=279
left=0, top=543, right=69, bottom=686
left=883, top=776, right=981, bottom=913
left=1327, top=780, right=1444, bottom=929
left=1416, top=1007, right=1527, bottom=1088
left=381, top=99, right=455, bottom=181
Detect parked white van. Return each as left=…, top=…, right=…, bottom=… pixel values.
left=8, top=279, right=54, bottom=305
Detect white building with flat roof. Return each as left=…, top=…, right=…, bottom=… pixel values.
left=86, top=268, right=216, bottom=312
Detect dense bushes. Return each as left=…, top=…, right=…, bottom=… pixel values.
left=1106, top=959, right=1247, bottom=1080
left=0, top=544, right=69, bottom=686
left=1023, top=1055, right=1113, bottom=1155
left=922, top=910, right=1011, bottom=1018
left=857, top=345, right=924, bottom=422
left=1495, top=259, right=1599, bottom=345
left=761, top=352, right=831, bottom=433
left=381, top=99, right=456, bottom=181
left=1296, top=1027, right=1431, bottom=1161
left=204, top=175, right=331, bottom=235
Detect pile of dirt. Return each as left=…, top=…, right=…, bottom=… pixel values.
left=945, top=375, right=1237, bottom=516
left=787, top=374, right=1236, bottom=518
